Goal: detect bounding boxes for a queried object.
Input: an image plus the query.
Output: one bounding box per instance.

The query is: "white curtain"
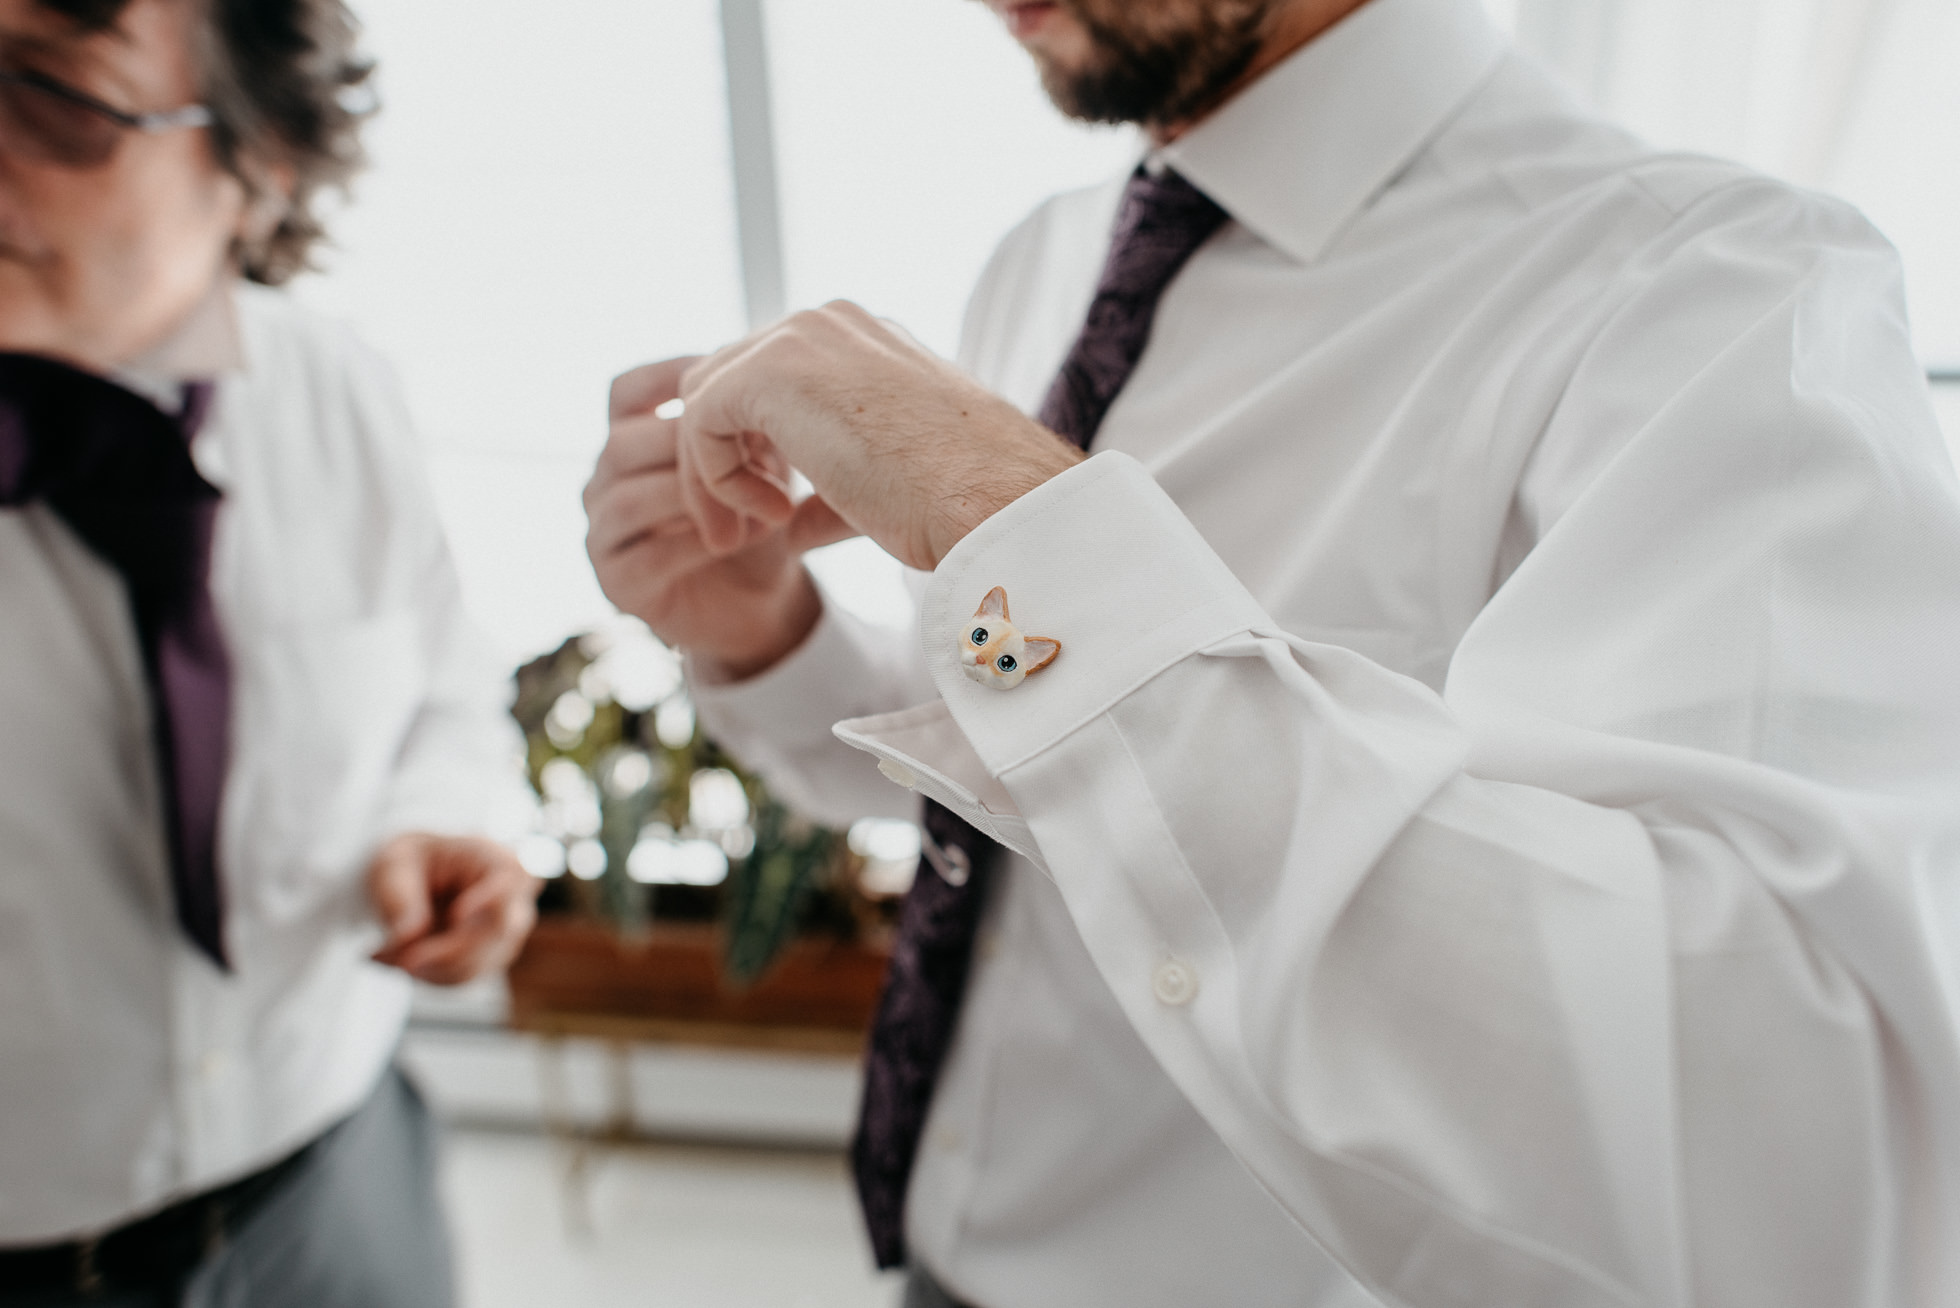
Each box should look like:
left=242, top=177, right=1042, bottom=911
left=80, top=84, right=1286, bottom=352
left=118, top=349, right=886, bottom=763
left=1507, top=0, right=1960, bottom=366
left=1514, top=0, right=1896, bottom=183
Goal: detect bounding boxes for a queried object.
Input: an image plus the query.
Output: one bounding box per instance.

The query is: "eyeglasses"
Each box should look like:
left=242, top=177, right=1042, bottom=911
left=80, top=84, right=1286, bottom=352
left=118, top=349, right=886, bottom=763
left=0, top=62, right=211, bottom=169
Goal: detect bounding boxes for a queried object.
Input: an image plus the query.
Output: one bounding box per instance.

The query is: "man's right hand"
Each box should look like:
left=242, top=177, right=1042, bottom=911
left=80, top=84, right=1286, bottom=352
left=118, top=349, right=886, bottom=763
left=583, top=356, right=850, bottom=679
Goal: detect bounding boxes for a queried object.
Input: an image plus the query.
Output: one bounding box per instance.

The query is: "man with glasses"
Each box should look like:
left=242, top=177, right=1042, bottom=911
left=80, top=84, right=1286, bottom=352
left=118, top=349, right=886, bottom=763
left=0, top=2, right=538, bottom=1304
left=589, top=0, right=1960, bottom=1304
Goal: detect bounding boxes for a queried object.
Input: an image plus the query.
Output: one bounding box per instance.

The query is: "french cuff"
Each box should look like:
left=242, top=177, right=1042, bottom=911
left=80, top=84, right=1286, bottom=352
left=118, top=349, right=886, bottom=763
left=921, top=451, right=1267, bottom=777
left=834, top=701, right=1047, bottom=873
left=831, top=453, right=1267, bottom=873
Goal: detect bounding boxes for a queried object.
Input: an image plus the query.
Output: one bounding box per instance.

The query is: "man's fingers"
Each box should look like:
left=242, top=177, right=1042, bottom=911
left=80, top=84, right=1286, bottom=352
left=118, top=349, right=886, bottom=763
left=609, top=356, right=701, bottom=421
left=676, top=443, right=749, bottom=556
left=676, top=423, right=795, bottom=555
left=445, top=861, right=537, bottom=927
left=592, top=469, right=837, bottom=582
left=786, top=494, right=861, bottom=553
left=388, top=930, right=480, bottom=985
left=382, top=839, right=538, bottom=985
left=393, top=887, right=536, bottom=985
left=589, top=527, right=728, bottom=626
left=674, top=334, right=804, bottom=514
left=586, top=468, right=692, bottom=561
left=365, top=836, right=434, bottom=946
left=588, top=410, right=681, bottom=489
left=707, top=463, right=797, bottom=535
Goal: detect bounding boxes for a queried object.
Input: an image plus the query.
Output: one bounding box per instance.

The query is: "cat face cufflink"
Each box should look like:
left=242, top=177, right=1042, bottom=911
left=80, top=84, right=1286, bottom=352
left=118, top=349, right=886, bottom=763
left=959, top=587, right=1059, bottom=690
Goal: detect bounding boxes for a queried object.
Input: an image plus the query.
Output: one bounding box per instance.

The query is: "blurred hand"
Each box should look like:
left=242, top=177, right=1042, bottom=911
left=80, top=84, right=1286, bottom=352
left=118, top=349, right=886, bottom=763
left=367, top=833, right=539, bottom=986
left=673, top=302, right=1082, bottom=572
left=584, top=356, right=848, bottom=678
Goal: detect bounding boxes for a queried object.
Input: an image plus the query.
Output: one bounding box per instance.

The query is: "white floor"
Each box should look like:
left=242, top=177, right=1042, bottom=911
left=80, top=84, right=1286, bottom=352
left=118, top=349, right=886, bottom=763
left=443, top=1128, right=904, bottom=1308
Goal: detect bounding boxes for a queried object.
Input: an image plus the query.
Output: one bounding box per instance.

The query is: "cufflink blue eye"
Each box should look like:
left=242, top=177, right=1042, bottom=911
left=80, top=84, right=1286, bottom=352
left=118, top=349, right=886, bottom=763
left=971, top=628, right=989, bottom=645
left=996, top=654, right=1017, bottom=672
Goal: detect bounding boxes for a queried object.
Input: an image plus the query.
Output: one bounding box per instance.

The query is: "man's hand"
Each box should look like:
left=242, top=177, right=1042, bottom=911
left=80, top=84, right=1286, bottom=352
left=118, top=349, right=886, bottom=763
left=675, top=302, right=1083, bottom=572
left=584, top=356, right=850, bottom=678
left=367, top=833, right=539, bottom=986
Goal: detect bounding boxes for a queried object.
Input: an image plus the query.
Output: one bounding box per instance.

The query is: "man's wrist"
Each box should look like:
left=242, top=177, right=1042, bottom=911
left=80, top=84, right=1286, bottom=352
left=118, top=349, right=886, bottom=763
left=710, top=567, right=824, bottom=682
left=926, top=435, right=1086, bottom=568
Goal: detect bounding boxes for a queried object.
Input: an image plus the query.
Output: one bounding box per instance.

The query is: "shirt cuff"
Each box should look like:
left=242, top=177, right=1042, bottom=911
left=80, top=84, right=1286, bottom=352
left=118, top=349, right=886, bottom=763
left=922, top=451, right=1270, bottom=777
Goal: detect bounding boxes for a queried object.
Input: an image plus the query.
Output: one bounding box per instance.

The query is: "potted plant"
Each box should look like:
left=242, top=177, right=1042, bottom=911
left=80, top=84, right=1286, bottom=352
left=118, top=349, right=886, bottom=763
left=501, top=621, right=913, bottom=1050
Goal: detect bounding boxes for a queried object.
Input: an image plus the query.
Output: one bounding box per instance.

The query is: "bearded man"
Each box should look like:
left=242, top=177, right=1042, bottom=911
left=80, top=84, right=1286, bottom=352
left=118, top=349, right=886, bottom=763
left=585, top=0, right=1960, bottom=1304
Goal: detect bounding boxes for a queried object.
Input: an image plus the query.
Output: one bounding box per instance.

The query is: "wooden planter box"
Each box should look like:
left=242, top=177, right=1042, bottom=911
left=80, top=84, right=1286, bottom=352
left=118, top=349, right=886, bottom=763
left=506, top=918, right=891, bottom=1055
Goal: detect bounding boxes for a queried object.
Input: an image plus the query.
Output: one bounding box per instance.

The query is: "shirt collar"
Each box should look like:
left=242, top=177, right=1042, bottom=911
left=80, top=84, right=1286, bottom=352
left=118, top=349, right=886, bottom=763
left=1156, top=0, right=1507, bottom=265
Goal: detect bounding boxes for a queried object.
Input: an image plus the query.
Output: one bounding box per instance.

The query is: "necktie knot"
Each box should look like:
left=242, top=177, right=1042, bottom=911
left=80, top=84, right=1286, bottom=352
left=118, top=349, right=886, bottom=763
left=1106, top=166, right=1232, bottom=282
left=1038, top=166, right=1229, bottom=451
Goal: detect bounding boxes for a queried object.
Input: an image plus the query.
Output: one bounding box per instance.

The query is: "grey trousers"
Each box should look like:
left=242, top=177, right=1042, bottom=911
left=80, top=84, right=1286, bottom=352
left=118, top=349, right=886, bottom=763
left=4, top=1066, right=454, bottom=1308
left=904, top=1268, right=971, bottom=1308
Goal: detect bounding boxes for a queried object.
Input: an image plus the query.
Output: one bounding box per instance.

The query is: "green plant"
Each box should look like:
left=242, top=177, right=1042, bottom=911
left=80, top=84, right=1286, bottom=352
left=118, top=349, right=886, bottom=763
left=509, top=624, right=871, bottom=986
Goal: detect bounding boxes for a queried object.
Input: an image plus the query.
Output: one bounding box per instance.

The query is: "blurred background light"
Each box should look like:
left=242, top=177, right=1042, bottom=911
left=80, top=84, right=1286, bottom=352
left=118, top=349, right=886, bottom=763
left=687, top=768, right=751, bottom=832
left=513, top=833, right=567, bottom=880
left=566, top=838, right=609, bottom=881
left=848, top=817, right=923, bottom=898
left=654, top=695, right=698, bottom=751
left=626, top=833, right=731, bottom=887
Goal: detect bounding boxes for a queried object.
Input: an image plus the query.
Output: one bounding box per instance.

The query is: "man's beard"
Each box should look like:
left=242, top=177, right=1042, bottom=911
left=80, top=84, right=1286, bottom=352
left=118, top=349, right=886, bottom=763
left=1034, top=0, right=1280, bottom=129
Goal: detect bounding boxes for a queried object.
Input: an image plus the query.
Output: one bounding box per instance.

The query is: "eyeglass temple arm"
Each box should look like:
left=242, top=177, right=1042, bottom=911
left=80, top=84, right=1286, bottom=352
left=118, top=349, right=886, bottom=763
left=133, top=104, right=212, bottom=133
left=0, top=69, right=210, bottom=133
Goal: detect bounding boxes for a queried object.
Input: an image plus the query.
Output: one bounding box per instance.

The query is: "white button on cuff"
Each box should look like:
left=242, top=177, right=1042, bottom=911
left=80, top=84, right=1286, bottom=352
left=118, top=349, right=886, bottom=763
left=877, top=759, right=919, bottom=789
left=1152, top=959, right=1199, bottom=1007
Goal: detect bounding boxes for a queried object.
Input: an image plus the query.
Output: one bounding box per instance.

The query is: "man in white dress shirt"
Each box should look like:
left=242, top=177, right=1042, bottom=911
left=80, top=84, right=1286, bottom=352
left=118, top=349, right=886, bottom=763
left=586, top=0, right=1960, bottom=1303
left=0, top=1, right=536, bottom=1303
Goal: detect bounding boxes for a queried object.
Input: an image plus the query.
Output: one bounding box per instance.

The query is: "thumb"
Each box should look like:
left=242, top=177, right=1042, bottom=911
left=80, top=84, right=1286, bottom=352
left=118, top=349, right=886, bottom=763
left=367, top=837, right=435, bottom=945
left=786, top=494, right=861, bottom=553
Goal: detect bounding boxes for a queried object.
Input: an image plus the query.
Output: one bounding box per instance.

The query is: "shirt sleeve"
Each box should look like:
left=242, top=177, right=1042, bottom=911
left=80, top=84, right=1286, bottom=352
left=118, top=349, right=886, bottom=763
left=335, top=335, right=538, bottom=847
left=371, top=569, right=536, bottom=846
left=835, top=185, right=1960, bottom=1306
left=690, top=586, right=935, bottom=830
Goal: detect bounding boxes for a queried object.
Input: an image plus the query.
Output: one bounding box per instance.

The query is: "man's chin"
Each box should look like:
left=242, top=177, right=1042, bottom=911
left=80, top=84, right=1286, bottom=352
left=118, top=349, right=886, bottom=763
left=1002, top=0, right=1064, bottom=40
left=1008, top=3, right=1097, bottom=73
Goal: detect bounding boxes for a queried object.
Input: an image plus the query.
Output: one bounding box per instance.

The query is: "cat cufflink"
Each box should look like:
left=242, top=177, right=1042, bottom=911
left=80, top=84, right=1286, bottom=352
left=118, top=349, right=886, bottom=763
left=958, top=586, right=1060, bottom=690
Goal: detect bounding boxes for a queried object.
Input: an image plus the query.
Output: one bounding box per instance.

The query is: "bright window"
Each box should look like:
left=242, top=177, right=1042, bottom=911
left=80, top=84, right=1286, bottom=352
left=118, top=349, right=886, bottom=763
left=303, top=1, right=1958, bottom=664
left=297, top=0, right=747, bottom=660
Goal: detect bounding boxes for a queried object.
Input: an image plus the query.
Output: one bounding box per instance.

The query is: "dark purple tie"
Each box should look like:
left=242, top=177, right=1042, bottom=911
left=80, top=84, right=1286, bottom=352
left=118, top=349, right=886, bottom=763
left=0, top=353, right=232, bottom=970
left=852, top=168, right=1229, bottom=1269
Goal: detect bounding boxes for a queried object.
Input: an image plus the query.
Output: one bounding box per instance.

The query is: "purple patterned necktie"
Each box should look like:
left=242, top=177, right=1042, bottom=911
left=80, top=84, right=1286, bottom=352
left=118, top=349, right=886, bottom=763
left=852, top=167, right=1229, bottom=1269
left=0, top=353, right=232, bottom=970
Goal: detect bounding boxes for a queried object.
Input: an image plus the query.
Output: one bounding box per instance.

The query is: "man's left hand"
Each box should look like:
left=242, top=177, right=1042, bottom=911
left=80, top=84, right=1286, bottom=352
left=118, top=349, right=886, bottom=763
left=367, top=834, right=540, bottom=986
left=675, top=302, right=1084, bottom=571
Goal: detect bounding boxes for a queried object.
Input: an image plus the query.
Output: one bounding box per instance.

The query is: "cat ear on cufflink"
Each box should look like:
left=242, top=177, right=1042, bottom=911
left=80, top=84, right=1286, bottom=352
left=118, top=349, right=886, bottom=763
left=957, top=586, right=1059, bottom=691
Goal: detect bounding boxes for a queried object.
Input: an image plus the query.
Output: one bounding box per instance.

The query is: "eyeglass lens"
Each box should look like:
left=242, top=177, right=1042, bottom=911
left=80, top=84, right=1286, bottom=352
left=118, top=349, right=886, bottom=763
left=0, top=67, right=124, bottom=168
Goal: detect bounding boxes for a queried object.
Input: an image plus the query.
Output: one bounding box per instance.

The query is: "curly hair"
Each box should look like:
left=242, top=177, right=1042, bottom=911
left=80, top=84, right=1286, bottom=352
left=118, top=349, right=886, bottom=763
left=41, top=0, right=375, bottom=285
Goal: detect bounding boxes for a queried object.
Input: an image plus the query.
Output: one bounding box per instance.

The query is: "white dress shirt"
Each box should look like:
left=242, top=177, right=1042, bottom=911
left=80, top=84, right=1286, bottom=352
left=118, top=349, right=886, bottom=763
left=0, top=283, right=531, bottom=1244
left=695, top=0, right=1960, bottom=1303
